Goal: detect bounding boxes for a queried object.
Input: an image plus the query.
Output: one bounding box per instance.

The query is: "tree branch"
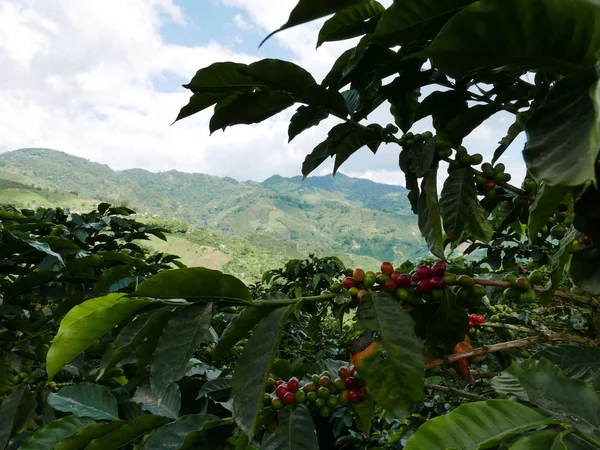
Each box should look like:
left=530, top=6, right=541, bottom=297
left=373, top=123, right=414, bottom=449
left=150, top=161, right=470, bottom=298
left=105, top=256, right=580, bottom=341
left=424, top=383, right=490, bottom=401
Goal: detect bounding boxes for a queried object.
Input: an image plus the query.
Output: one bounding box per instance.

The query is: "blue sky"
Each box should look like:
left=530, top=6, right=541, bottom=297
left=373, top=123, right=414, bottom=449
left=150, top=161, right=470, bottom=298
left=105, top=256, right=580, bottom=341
left=0, top=0, right=526, bottom=186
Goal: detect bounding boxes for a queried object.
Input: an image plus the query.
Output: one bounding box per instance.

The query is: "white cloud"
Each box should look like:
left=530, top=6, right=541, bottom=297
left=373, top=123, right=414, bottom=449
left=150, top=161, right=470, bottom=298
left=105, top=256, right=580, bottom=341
left=0, top=0, right=528, bottom=188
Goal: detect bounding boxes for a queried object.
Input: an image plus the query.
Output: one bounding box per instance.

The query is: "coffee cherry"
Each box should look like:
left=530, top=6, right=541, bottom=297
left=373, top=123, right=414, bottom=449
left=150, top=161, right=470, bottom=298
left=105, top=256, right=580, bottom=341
left=353, top=268, right=365, bottom=282
left=357, top=289, right=369, bottom=301
left=502, top=273, right=518, bottom=283
left=396, top=274, right=411, bottom=288
left=330, top=282, right=342, bottom=293
left=522, top=178, right=537, bottom=193
left=282, top=391, right=295, bottom=405
left=381, top=262, right=394, bottom=275
left=443, top=273, right=457, bottom=285
left=430, top=276, right=445, bottom=289
left=326, top=396, right=339, bottom=408
left=338, top=390, right=350, bottom=406
left=550, top=225, right=566, bottom=240
left=333, top=378, right=346, bottom=390
left=303, top=382, right=317, bottom=392
left=275, top=384, right=288, bottom=398
left=342, top=277, right=355, bottom=290
left=349, top=365, right=356, bottom=375
left=363, top=274, right=376, bottom=288
left=528, top=270, right=544, bottom=285
left=415, top=265, right=431, bottom=280
left=383, top=278, right=397, bottom=292
left=306, top=391, right=318, bottom=402
left=338, top=366, right=351, bottom=380
left=472, top=285, right=486, bottom=297
left=431, top=261, right=446, bottom=276
left=344, top=376, right=357, bottom=389
left=295, top=390, right=306, bottom=403
left=483, top=179, right=496, bottom=191
left=514, top=277, right=531, bottom=291
left=396, top=288, right=410, bottom=300
left=348, top=287, right=360, bottom=297
left=319, top=376, right=331, bottom=387
left=276, top=379, right=285, bottom=387
left=391, top=271, right=401, bottom=281
left=458, top=275, right=474, bottom=288
left=287, top=377, right=300, bottom=393
left=518, top=290, right=537, bottom=303
left=470, top=154, right=483, bottom=165
left=311, top=374, right=320, bottom=384
left=481, top=163, right=494, bottom=177
left=317, top=386, right=330, bottom=398
left=417, top=279, right=433, bottom=294
left=376, top=273, right=391, bottom=284
left=319, top=406, right=332, bottom=417
left=315, top=398, right=326, bottom=409
left=271, top=397, right=284, bottom=409
left=263, top=393, right=272, bottom=406
left=348, top=388, right=364, bottom=403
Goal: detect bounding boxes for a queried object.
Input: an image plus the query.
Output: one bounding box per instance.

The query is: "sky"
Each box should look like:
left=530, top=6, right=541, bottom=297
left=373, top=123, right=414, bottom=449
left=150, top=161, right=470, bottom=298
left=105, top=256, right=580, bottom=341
left=0, top=0, right=527, bottom=186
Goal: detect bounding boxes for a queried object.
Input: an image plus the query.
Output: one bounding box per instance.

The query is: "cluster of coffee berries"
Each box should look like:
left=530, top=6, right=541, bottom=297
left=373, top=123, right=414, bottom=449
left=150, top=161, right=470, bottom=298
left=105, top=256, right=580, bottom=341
left=264, top=366, right=366, bottom=419
left=475, top=163, right=511, bottom=200
left=488, top=304, right=514, bottom=323
left=455, top=276, right=487, bottom=306
left=398, top=131, right=434, bottom=148
left=447, top=146, right=483, bottom=173
left=385, top=123, right=399, bottom=134
left=501, top=274, right=538, bottom=304
left=467, top=313, right=486, bottom=330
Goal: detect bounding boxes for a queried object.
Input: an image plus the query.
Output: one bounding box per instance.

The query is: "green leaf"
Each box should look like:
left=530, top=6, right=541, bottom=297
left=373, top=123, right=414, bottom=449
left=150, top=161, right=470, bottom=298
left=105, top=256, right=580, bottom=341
left=48, top=383, right=119, bottom=421
left=241, top=59, right=317, bottom=92
left=183, top=62, right=258, bottom=92
left=180, top=419, right=236, bottom=450
left=534, top=344, right=600, bottom=383
left=509, top=358, right=600, bottom=439
left=438, top=104, right=500, bottom=146
left=400, top=148, right=420, bottom=213
left=301, top=123, right=355, bottom=178
left=47, top=294, right=150, bottom=380
left=389, top=86, right=421, bottom=133
left=19, top=417, right=96, bottom=450
left=261, top=405, right=318, bottom=450
left=174, top=91, right=243, bottom=123
left=332, top=126, right=383, bottom=175
left=409, top=138, right=437, bottom=178
left=527, top=183, right=570, bottom=239
left=574, top=184, right=600, bottom=244
left=373, top=0, right=474, bottom=46
left=86, top=415, right=171, bottom=450
left=417, top=0, right=600, bottom=77
left=0, top=388, right=27, bottom=449
left=213, top=303, right=283, bottom=361
left=322, top=48, right=354, bottom=88
left=150, top=303, right=213, bottom=396
left=142, top=414, right=219, bottom=450
left=133, top=384, right=181, bottom=419
left=231, top=306, right=291, bottom=440
left=493, top=110, right=532, bottom=164
left=53, top=421, right=126, bottom=450
left=288, top=106, right=328, bottom=142
left=356, top=292, right=424, bottom=419
left=209, top=90, right=295, bottom=133
left=569, top=246, right=600, bottom=295
left=439, top=168, right=477, bottom=240
left=509, top=430, right=562, bottom=450
left=97, top=308, right=172, bottom=380
left=490, top=371, right=529, bottom=401
left=467, top=204, right=494, bottom=243
left=197, top=378, right=232, bottom=400
left=418, top=165, right=444, bottom=259
left=403, top=399, right=552, bottom=450
left=351, top=399, right=375, bottom=436
left=341, top=89, right=361, bottom=115
left=317, top=1, right=385, bottom=47
left=133, top=267, right=252, bottom=303
left=426, top=289, right=468, bottom=354
left=260, top=0, right=371, bottom=46
left=524, top=71, right=600, bottom=186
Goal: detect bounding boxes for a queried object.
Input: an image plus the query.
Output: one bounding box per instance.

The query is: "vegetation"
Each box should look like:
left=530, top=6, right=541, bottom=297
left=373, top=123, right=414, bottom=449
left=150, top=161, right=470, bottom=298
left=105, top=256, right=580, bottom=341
left=2, top=0, right=600, bottom=449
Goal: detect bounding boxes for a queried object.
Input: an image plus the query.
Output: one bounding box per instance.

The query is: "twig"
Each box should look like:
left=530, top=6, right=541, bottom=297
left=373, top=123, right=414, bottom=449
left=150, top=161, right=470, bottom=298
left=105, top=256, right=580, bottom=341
left=424, top=383, right=490, bottom=401
left=425, top=334, right=564, bottom=369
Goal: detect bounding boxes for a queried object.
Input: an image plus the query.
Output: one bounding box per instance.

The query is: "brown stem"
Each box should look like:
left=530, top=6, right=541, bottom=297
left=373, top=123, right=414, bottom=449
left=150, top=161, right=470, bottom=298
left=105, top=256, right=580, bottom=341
left=424, top=382, right=491, bottom=401
left=472, top=278, right=600, bottom=308
left=425, top=334, right=563, bottom=369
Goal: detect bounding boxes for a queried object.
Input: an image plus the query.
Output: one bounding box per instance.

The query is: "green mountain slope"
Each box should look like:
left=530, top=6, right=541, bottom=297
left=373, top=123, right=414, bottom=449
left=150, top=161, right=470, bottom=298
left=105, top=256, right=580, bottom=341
left=0, top=148, right=427, bottom=272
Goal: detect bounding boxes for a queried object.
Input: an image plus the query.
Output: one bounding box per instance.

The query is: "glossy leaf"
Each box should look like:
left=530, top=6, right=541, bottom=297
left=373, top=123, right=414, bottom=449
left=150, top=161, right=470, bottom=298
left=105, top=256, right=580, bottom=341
left=426, top=289, right=468, bottom=354
left=400, top=148, right=420, bottom=214
left=389, top=86, right=421, bottom=133
left=403, top=400, right=551, bottom=450
left=0, top=388, right=27, bottom=449
left=467, top=204, right=494, bottom=243
left=231, top=306, right=291, bottom=440
left=569, top=246, right=600, bottom=295
left=213, top=302, right=283, bottom=361
left=509, top=358, right=600, bottom=439
left=301, top=123, right=355, bottom=177
left=53, top=421, right=126, bottom=450
left=356, top=292, right=424, bottom=418
left=439, top=168, right=477, bottom=240
left=48, top=382, right=119, bottom=421
left=175, top=91, right=244, bottom=123
left=97, top=308, right=172, bottom=380
left=151, top=303, right=213, bottom=396
left=86, top=415, right=171, bottom=450
left=418, top=165, right=444, bottom=259
left=493, top=110, right=532, bottom=164
left=373, top=0, right=474, bottom=46
left=317, top=1, right=385, bottom=47
left=261, top=0, right=371, bottom=46
left=509, top=430, right=561, bottom=450
left=261, top=405, right=318, bottom=449
left=438, top=104, right=499, bottom=146
left=183, top=62, right=258, bottom=92
left=524, top=71, right=600, bottom=186
left=409, top=138, right=437, bottom=178
left=196, top=378, right=232, bottom=400
left=47, top=294, right=150, bottom=380
left=209, top=90, right=295, bottom=134
left=288, top=106, right=328, bottom=142
left=332, top=126, right=383, bottom=175
left=19, top=417, right=96, bottom=450
left=133, top=384, right=181, bottom=419
left=142, top=414, right=219, bottom=450
left=490, top=371, right=529, bottom=401
left=534, top=344, right=600, bottom=383
left=241, top=59, right=317, bottom=92
left=418, top=0, right=600, bottom=77
left=133, top=267, right=252, bottom=303
left=352, top=399, right=376, bottom=436
left=180, top=418, right=236, bottom=450
left=527, top=183, right=570, bottom=240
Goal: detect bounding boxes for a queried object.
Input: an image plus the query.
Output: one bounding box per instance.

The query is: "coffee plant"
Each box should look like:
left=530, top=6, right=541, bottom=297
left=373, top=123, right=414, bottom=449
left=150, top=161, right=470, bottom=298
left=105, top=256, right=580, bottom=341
left=3, top=0, right=600, bottom=448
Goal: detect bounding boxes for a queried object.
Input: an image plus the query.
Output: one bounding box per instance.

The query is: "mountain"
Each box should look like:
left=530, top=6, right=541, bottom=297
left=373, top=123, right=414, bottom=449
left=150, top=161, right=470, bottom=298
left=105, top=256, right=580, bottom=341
left=0, top=148, right=427, bottom=278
